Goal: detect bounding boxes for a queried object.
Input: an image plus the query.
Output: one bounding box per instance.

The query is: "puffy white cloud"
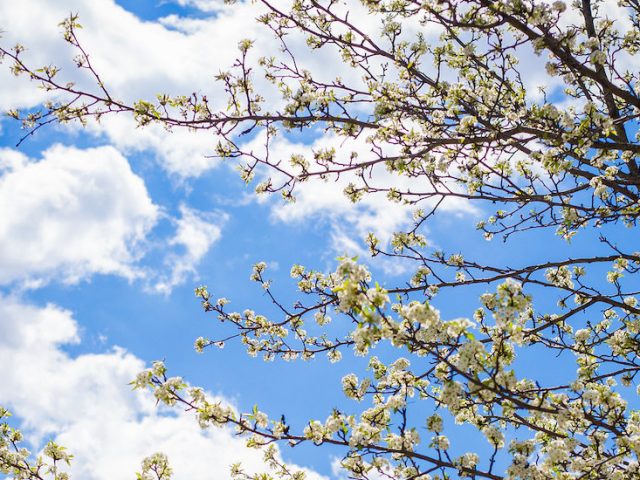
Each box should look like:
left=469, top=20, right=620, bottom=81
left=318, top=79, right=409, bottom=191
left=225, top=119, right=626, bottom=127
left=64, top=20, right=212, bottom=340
left=0, top=0, right=250, bottom=100
left=88, top=116, right=222, bottom=178
left=0, top=295, right=328, bottom=480
left=2, top=0, right=634, bottom=181
left=0, top=0, right=278, bottom=177
left=152, top=204, right=227, bottom=295
left=0, top=144, right=158, bottom=287
left=245, top=133, right=477, bottom=265
left=167, top=0, right=226, bottom=13
left=0, top=0, right=376, bottom=177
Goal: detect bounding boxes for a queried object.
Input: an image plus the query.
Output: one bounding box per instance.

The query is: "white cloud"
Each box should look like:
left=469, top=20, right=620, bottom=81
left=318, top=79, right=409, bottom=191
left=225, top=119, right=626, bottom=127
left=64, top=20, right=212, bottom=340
left=244, top=133, right=477, bottom=268
left=0, top=0, right=242, bottom=100
left=0, top=295, right=328, bottom=480
left=152, top=204, right=227, bottom=295
left=166, top=0, right=226, bottom=13
left=0, top=144, right=158, bottom=287
left=87, top=116, right=221, bottom=178
left=0, top=0, right=374, bottom=177
left=1, top=0, right=635, bottom=181
left=0, top=0, right=279, bottom=177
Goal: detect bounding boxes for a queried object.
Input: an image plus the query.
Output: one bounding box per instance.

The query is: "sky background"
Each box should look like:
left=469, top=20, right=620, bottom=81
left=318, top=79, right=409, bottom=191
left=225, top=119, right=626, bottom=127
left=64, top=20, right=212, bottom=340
left=0, top=1, right=632, bottom=479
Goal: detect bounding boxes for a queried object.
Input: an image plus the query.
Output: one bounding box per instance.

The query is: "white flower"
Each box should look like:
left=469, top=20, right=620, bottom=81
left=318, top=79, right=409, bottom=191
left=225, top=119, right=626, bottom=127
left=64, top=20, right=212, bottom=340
left=575, top=328, right=590, bottom=343
left=426, top=414, right=443, bottom=432
left=303, top=420, right=325, bottom=444
left=552, top=1, right=566, bottom=12
left=457, top=115, right=477, bottom=133
left=432, top=435, right=450, bottom=450
left=545, top=266, right=574, bottom=288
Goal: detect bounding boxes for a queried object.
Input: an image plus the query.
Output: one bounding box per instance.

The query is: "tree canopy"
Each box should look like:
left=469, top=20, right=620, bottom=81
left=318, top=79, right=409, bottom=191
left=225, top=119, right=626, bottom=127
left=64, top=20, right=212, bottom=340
left=2, top=0, right=640, bottom=479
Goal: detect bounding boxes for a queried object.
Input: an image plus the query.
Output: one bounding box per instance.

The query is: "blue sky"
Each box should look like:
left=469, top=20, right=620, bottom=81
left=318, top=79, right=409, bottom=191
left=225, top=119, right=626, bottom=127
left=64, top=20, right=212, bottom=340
left=0, top=1, right=634, bottom=479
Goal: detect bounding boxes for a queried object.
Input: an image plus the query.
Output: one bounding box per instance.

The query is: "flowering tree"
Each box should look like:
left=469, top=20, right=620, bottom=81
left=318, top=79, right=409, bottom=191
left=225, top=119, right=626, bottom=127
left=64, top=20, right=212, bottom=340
left=2, top=0, right=640, bottom=479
